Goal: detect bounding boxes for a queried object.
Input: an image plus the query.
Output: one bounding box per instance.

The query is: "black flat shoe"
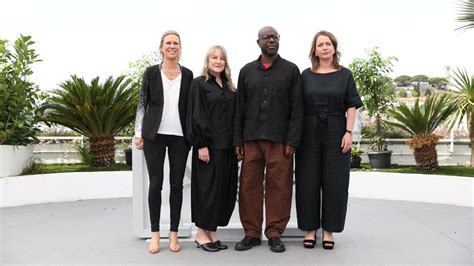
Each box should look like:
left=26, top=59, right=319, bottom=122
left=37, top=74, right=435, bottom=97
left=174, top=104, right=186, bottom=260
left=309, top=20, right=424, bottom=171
left=322, top=240, right=335, bottom=250
left=303, top=239, right=316, bottom=249
left=268, top=237, right=286, bottom=253
left=195, top=240, right=219, bottom=252
left=213, top=240, right=228, bottom=250
left=234, top=236, right=261, bottom=251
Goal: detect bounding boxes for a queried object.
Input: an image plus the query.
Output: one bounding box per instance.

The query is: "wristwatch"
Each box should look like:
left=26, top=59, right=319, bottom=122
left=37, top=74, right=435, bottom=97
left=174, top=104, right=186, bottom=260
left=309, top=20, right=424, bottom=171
left=345, top=129, right=352, bottom=134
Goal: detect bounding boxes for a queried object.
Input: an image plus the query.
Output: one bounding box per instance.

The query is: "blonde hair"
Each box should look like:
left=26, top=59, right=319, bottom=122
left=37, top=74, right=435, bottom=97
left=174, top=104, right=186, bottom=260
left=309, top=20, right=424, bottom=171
left=159, top=30, right=181, bottom=61
left=201, top=45, right=236, bottom=91
left=309, top=30, right=341, bottom=70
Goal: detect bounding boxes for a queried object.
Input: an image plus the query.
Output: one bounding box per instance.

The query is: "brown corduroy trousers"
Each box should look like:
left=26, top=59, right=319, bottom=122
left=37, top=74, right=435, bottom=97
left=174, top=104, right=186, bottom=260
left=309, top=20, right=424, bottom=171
left=239, top=140, right=293, bottom=239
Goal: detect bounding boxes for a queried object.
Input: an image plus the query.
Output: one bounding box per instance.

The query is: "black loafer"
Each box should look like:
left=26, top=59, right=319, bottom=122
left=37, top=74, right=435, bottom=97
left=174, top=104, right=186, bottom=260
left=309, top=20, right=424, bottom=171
left=268, top=237, right=286, bottom=253
left=234, top=236, right=261, bottom=251
left=213, top=240, right=228, bottom=250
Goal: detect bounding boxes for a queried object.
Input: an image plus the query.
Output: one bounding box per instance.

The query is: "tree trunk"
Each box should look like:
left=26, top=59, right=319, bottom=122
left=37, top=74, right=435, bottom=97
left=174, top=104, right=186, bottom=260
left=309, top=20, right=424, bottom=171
left=90, top=135, right=115, bottom=167
left=413, top=143, right=438, bottom=170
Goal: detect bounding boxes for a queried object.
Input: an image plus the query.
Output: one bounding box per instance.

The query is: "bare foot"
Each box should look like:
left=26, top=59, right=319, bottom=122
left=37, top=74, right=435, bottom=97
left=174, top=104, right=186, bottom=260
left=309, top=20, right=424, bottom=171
left=169, top=231, right=181, bottom=252
left=304, top=230, right=317, bottom=241
left=322, top=230, right=335, bottom=249
left=148, top=232, right=160, bottom=254
left=208, top=230, right=218, bottom=243
left=195, top=228, right=212, bottom=245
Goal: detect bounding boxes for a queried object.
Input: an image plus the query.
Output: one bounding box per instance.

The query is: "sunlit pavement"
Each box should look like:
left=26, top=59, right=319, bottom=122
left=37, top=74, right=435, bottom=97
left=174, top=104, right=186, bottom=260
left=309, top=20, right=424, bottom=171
left=1, top=197, right=472, bottom=264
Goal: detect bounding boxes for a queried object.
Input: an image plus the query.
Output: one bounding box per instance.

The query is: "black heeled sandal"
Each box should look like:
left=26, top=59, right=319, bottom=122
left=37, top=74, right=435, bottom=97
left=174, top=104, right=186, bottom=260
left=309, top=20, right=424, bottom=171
left=303, top=239, right=316, bottom=249
left=322, top=240, right=335, bottom=250
left=194, top=240, right=219, bottom=252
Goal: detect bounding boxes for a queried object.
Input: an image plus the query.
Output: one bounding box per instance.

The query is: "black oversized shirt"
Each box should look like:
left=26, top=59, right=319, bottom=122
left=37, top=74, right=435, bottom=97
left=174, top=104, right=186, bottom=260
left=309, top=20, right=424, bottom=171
left=187, top=75, right=236, bottom=149
left=233, top=55, right=304, bottom=147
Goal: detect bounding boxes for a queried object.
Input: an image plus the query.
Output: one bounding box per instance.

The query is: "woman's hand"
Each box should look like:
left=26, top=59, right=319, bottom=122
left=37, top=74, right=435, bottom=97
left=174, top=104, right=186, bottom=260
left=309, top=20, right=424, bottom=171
left=198, top=147, right=210, bottom=163
left=341, top=132, right=352, bottom=153
left=135, top=137, right=144, bottom=150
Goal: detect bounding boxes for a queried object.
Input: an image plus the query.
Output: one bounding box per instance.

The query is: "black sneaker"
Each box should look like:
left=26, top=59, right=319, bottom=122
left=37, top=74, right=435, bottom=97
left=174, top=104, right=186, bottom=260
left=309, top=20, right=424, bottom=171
left=234, top=236, right=261, bottom=251
left=268, top=237, right=286, bottom=252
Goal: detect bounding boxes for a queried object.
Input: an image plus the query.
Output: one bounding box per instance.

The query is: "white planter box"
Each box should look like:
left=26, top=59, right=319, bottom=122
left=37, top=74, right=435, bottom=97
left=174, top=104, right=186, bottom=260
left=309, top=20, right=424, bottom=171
left=0, top=145, right=33, bottom=177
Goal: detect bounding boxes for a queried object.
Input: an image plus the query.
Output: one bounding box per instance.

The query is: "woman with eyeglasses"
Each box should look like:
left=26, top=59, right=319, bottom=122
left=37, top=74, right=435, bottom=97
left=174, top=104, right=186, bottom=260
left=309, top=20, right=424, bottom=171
left=187, top=45, right=238, bottom=252
left=295, top=30, right=362, bottom=250
left=134, top=30, right=193, bottom=254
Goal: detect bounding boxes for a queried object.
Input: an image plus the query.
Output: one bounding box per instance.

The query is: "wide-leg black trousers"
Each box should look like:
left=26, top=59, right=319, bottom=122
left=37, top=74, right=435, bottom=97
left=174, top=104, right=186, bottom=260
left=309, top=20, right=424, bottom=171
left=143, top=134, right=189, bottom=232
left=295, top=115, right=350, bottom=233
left=191, top=148, right=238, bottom=231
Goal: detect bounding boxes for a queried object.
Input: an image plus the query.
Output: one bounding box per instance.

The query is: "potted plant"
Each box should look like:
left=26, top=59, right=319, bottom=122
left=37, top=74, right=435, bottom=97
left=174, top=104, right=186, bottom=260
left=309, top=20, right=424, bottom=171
left=0, top=35, right=47, bottom=177
left=351, top=146, right=363, bottom=168
left=349, top=47, right=397, bottom=168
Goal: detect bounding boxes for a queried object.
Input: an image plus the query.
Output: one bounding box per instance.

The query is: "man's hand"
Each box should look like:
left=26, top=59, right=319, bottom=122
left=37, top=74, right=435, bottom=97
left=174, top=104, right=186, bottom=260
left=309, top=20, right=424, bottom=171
left=234, top=145, right=244, bottom=161
left=284, top=145, right=295, bottom=157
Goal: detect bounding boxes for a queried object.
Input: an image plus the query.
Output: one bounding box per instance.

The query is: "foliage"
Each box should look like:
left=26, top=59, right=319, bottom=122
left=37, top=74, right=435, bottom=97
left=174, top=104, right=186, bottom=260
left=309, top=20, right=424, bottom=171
left=394, top=75, right=412, bottom=86
left=385, top=94, right=457, bottom=169
left=349, top=47, right=397, bottom=151
left=126, top=51, right=160, bottom=89
left=456, top=0, right=474, bottom=31
left=386, top=94, right=456, bottom=141
left=121, top=51, right=160, bottom=137
left=352, top=164, right=474, bottom=177
left=21, top=163, right=131, bottom=175
left=411, top=75, right=429, bottom=82
left=43, top=75, right=139, bottom=167
left=0, top=35, right=48, bottom=145
left=398, top=89, right=408, bottom=98
left=20, top=156, right=42, bottom=175
left=412, top=84, right=420, bottom=97
left=362, top=123, right=411, bottom=138
left=428, top=77, right=449, bottom=90
left=448, top=68, right=474, bottom=166
left=77, top=144, right=95, bottom=166
left=351, top=146, right=363, bottom=160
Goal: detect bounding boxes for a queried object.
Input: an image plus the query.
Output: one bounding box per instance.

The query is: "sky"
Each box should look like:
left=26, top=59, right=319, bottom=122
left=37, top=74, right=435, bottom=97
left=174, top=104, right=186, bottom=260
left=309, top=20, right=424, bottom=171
left=1, top=0, right=473, bottom=91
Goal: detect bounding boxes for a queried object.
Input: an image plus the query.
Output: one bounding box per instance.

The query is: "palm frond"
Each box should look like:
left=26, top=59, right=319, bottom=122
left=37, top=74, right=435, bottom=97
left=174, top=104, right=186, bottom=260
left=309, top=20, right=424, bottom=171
left=385, top=94, right=456, bottom=138
left=456, top=0, right=474, bottom=31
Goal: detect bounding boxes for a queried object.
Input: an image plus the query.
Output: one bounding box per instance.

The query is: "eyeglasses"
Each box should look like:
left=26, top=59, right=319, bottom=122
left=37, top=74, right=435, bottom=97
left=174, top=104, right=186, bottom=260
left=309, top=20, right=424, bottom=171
left=259, top=34, right=280, bottom=41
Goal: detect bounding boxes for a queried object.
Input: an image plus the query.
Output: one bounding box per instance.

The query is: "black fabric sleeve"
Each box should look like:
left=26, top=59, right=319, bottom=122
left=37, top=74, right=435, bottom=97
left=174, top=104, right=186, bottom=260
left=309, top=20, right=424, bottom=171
left=345, top=71, right=363, bottom=110
left=285, top=65, right=304, bottom=148
left=134, top=66, right=151, bottom=138
left=186, top=78, right=212, bottom=149
left=232, top=68, right=246, bottom=147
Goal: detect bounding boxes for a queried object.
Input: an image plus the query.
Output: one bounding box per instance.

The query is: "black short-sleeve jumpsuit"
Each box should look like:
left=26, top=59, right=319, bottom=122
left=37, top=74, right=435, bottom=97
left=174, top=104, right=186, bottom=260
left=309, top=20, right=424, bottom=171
left=295, top=67, right=362, bottom=232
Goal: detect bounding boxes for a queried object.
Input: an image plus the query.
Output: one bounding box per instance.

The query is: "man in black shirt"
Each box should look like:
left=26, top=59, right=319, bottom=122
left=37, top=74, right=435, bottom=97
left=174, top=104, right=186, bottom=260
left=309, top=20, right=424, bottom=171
left=233, top=26, right=303, bottom=253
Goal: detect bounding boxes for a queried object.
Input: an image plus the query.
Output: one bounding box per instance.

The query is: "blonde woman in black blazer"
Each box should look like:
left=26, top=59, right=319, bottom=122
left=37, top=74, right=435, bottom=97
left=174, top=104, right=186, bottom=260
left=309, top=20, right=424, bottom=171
left=134, top=30, right=193, bottom=253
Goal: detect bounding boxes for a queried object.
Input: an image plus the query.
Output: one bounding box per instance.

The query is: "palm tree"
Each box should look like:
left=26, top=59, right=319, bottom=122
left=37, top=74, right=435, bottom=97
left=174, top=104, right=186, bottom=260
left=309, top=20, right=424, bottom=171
left=448, top=68, right=474, bottom=166
left=456, top=0, right=474, bottom=31
left=385, top=94, right=457, bottom=170
left=45, top=75, right=139, bottom=167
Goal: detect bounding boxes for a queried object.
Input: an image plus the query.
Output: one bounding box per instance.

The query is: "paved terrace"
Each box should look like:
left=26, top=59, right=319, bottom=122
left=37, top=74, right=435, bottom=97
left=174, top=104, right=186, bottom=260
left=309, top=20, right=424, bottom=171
left=2, top=196, right=473, bottom=264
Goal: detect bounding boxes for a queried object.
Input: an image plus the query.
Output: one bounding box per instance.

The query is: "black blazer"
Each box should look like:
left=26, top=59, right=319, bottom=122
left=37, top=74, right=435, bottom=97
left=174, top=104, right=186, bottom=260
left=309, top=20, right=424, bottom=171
left=140, top=64, right=194, bottom=142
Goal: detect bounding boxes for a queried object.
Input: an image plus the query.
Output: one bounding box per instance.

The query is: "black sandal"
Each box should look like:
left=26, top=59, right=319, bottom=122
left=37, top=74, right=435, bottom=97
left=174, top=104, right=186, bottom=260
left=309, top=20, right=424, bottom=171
left=303, top=239, right=316, bottom=249
left=322, top=240, right=335, bottom=250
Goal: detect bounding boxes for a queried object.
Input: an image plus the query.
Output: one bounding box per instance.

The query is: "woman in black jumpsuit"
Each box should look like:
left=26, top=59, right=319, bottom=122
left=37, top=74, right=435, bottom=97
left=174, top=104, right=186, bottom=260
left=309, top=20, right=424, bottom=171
left=295, top=31, right=362, bottom=250
left=187, top=45, right=238, bottom=252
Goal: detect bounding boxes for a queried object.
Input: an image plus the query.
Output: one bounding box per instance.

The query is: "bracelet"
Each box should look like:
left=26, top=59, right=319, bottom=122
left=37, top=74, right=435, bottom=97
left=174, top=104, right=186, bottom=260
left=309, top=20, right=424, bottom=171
left=345, top=129, right=352, bottom=134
